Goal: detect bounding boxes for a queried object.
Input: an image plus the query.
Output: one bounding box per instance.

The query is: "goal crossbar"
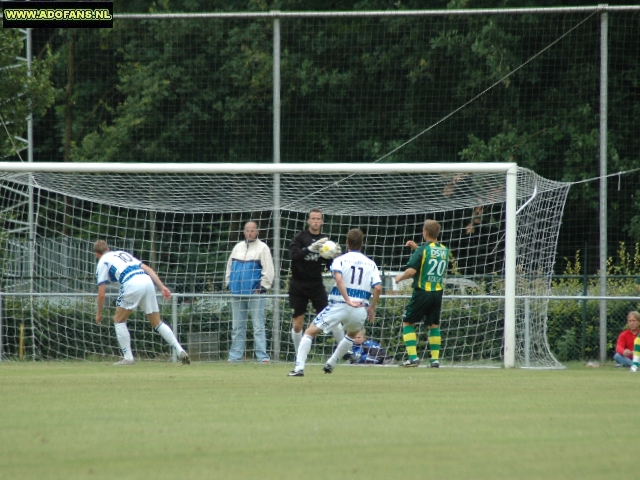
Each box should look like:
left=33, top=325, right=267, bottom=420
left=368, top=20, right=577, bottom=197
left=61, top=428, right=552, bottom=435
left=0, top=162, right=517, bottom=175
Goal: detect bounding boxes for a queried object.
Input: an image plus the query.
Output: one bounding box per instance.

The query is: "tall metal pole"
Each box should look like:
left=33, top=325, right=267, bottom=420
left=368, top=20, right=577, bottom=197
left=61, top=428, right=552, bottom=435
left=27, top=26, right=36, bottom=360
left=581, top=242, right=588, bottom=360
left=272, top=15, right=282, bottom=361
left=598, top=6, right=608, bottom=364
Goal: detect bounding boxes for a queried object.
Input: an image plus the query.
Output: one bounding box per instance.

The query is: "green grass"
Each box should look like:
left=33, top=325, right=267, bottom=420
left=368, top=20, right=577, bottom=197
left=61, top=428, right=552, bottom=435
left=0, top=361, right=635, bottom=480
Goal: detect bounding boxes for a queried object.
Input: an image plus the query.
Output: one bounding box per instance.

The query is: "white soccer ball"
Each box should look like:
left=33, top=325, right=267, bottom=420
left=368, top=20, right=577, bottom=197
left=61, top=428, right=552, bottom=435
left=319, top=240, right=338, bottom=259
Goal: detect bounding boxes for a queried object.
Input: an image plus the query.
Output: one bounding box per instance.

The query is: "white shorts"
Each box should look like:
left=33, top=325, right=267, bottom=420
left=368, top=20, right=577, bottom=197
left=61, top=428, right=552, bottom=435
left=313, top=302, right=367, bottom=334
left=116, top=275, right=159, bottom=314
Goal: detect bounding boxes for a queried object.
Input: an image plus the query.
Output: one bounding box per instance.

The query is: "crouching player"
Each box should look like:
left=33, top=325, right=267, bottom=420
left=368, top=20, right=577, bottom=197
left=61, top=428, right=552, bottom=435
left=94, top=240, right=190, bottom=365
left=288, top=228, right=382, bottom=376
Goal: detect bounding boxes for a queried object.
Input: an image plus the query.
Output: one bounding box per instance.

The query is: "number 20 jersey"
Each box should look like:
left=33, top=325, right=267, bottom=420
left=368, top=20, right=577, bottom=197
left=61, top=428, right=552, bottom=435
left=328, top=250, right=382, bottom=306
left=407, top=242, right=450, bottom=292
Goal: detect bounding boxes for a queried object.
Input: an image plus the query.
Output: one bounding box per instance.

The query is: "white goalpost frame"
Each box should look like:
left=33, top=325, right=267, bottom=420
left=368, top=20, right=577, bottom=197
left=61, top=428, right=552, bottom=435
left=0, top=161, right=518, bottom=368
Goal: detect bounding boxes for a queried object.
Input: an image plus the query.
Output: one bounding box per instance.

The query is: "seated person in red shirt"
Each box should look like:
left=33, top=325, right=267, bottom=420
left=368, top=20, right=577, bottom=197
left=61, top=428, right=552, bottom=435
left=614, top=311, right=640, bottom=367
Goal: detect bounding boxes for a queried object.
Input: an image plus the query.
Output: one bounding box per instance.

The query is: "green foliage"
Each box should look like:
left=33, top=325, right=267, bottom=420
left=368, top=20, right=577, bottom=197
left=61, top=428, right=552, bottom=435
left=22, top=7, right=640, bottom=272
left=1, top=295, right=222, bottom=360
left=547, top=243, right=640, bottom=361
left=70, top=15, right=274, bottom=164
left=554, top=327, right=579, bottom=362
left=0, top=29, right=56, bottom=159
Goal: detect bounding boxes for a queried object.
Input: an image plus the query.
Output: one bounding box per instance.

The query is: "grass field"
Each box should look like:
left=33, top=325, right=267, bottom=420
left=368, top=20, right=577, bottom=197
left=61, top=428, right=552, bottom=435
left=0, top=361, right=635, bottom=480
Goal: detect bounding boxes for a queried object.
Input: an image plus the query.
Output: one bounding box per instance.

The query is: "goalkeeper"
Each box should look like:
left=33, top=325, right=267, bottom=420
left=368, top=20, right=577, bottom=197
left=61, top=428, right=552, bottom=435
left=395, top=219, right=450, bottom=368
left=288, top=208, right=342, bottom=354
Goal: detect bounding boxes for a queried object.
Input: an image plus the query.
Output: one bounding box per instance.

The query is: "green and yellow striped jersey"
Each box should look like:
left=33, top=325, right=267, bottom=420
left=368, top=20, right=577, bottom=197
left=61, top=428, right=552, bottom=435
left=406, top=242, right=450, bottom=291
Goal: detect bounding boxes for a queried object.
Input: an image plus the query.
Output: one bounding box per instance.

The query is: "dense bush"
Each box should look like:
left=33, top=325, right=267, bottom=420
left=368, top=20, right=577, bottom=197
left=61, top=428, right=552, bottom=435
left=547, top=243, right=640, bottom=361
left=0, top=295, right=232, bottom=361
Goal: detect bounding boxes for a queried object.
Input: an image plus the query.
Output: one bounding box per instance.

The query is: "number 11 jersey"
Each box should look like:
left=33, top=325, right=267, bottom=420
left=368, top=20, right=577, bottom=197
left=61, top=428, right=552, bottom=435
left=328, top=250, right=382, bottom=306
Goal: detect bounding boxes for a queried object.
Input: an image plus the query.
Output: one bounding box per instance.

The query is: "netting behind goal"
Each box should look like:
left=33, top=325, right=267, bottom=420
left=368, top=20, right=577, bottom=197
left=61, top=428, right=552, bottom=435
left=0, top=167, right=569, bottom=367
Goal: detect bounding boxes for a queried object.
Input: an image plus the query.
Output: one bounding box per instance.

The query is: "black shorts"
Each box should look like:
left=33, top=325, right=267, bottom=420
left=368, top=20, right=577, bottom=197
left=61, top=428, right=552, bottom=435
left=288, top=278, right=328, bottom=318
left=403, top=289, right=443, bottom=326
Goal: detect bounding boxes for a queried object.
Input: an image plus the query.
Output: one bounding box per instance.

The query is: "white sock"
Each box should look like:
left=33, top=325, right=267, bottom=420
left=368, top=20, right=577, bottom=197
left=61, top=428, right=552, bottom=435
left=155, top=321, right=184, bottom=353
left=294, top=335, right=313, bottom=372
left=633, top=354, right=640, bottom=366
left=327, top=336, right=354, bottom=367
left=114, top=322, right=134, bottom=360
left=292, top=328, right=303, bottom=354
left=332, top=325, right=345, bottom=344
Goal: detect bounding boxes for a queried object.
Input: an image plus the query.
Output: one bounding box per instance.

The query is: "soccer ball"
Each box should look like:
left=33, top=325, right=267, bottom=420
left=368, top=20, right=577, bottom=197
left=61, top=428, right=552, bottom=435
left=319, top=240, right=338, bottom=259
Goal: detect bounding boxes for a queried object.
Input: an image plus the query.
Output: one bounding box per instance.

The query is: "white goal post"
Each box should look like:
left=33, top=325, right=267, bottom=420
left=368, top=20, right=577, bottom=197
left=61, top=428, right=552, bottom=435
left=0, top=162, right=567, bottom=368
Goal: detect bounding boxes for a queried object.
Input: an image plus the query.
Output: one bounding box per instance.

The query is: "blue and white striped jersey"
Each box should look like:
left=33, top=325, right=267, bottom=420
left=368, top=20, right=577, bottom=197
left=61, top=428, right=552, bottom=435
left=328, top=250, right=381, bottom=306
left=96, top=250, right=145, bottom=286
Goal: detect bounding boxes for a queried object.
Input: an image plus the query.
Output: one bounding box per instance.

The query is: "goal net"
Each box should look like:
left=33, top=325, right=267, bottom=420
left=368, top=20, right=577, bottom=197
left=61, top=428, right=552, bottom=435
left=0, top=163, right=569, bottom=368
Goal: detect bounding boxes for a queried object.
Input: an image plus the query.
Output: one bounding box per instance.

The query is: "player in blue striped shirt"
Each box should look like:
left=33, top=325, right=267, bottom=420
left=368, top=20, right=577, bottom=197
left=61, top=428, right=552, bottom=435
left=94, top=240, right=189, bottom=366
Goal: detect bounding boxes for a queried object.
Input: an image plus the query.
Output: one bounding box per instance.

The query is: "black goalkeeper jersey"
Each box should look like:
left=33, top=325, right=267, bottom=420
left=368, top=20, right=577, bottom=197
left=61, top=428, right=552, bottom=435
left=289, top=230, right=332, bottom=283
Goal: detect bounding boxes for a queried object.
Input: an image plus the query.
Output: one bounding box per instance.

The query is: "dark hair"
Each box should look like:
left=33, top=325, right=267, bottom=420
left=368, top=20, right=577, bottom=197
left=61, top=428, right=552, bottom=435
left=346, top=228, right=364, bottom=250
left=308, top=208, right=323, bottom=218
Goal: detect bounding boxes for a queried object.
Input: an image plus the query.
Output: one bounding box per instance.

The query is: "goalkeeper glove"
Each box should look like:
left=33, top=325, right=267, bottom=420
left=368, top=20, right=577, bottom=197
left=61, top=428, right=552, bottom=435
left=308, top=237, right=329, bottom=253
left=330, top=244, right=342, bottom=258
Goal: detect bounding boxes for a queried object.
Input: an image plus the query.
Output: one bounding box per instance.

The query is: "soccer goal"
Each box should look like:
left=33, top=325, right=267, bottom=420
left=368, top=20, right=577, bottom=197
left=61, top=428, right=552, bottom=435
left=0, top=162, right=569, bottom=368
